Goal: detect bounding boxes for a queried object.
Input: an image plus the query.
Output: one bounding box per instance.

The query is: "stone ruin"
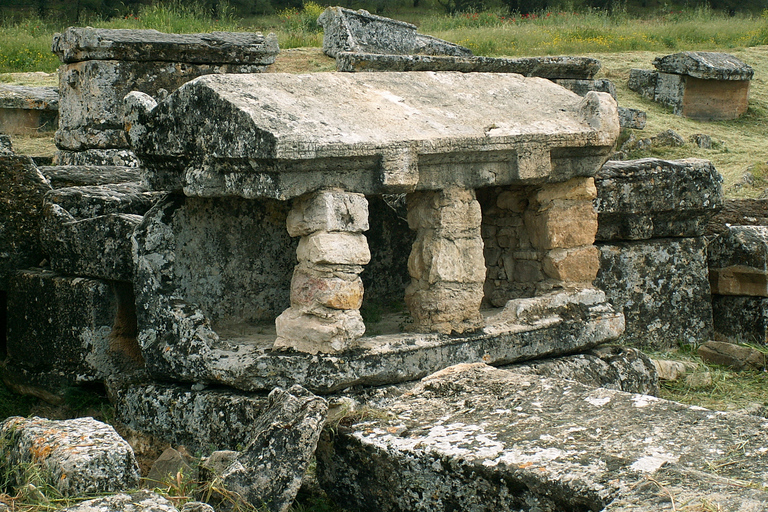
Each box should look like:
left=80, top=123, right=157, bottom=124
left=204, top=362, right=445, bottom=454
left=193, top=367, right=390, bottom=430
left=0, top=83, right=59, bottom=136
left=1, top=13, right=767, bottom=512
left=629, top=51, right=753, bottom=120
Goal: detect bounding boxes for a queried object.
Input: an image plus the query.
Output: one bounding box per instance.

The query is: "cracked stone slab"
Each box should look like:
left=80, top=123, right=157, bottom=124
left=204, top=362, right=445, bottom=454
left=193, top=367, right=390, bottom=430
left=40, top=165, right=142, bottom=188
left=52, top=27, right=279, bottom=64
left=128, top=72, right=619, bottom=199
left=653, top=51, right=754, bottom=81
left=317, top=363, right=768, bottom=512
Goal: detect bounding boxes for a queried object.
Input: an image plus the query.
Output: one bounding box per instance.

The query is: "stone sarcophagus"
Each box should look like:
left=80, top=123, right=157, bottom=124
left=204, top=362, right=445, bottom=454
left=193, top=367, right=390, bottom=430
left=126, top=71, right=623, bottom=392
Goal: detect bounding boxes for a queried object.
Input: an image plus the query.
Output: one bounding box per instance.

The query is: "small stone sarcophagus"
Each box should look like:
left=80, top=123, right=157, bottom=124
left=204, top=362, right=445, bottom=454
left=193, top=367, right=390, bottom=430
left=127, top=71, right=622, bottom=392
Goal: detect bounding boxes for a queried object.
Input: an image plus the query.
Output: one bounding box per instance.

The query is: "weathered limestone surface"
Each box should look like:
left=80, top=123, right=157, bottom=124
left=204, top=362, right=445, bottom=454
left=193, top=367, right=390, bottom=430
left=617, top=106, right=647, bottom=129
left=405, top=187, right=485, bottom=334
left=335, top=52, right=602, bottom=79
left=0, top=85, right=59, bottom=134
left=0, top=133, right=12, bottom=154
left=508, top=345, right=658, bottom=395
left=653, top=51, right=754, bottom=81
left=552, top=78, right=615, bottom=97
left=5, top=269, right=139, bottom=385
left=0, top=416, right=140, bottom=496
left=698, top=340, right=766, bottom=371
left=595, top=237, right=712, bottom=349
left=53, top=148, right=142, bottom=167
left=709, top=225, right=768, bottom=296
left=52, top=27, right=279, bottom=64
left=216, top=386, right=327, bottom=512
left=60, top=491, right=177, bottom=512
left=0, top=155, right=51, bottom=289
left=108, top=380, right=269, bottom=452
left=318, top=7, right=471, bottom=58
left=127, top=73, right=619, bottom=199
left=317, top=363, right=768, bottom=512
left=712, top=295, right=768, bottom=345
left=595, top=158, right=723, bottom=241
left=40, top=165, right=141, bottom=188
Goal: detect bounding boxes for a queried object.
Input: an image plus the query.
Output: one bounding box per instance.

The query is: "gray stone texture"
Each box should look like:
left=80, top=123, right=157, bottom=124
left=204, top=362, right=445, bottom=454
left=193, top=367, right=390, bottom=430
left=0, top=155, right=51, bottom=290
left=508, top=345, right=659, bottom=395
left=5, top=269, right=140, bottom=386
left=617, top=106, right=647, bottom=129
left=0, top=85, right=59, bottom=134
left=595, top=158, right=723, bottom=241
left=595, top=237, right=713, bottom=349
left=60, top=491, right=177, bottom=512
left=317, top=7, right=471, bottom=58
left=129, top=73, right=619, bottom=199
left=698, top=340, right=766, bottom=371
left=653, top=51, right=754, bottom=80
left=217, top=385, right=327, bottom=512
left=317, top=363, right=768, bottom=512
left=553, top=78, right=615, bottom=98
left=0, top=133, right=12, bottom=154
left=144, top=447, right=194, bottom=487
left=708, top=225, right=768, bottom=296
left=335, top=52, right=602, bottom=79
left=40, top=165, right=141, bottom=188
left=712, top=295, right=768, bottom=345
left=706, top=198, right=768, bottom=237
left=53, top=148, right=141, bottom=167
left=0, top=416, right=140, bottom=496
left=107, top=380, right=269, bottom=453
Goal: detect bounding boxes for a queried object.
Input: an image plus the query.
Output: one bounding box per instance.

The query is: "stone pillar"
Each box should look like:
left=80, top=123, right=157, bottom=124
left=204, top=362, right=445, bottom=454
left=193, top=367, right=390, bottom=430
left=524, top=177, right=599, bottom=285
left=405, top=187, right=485, bottom=334
left=274, top=189, right=370, bottom=354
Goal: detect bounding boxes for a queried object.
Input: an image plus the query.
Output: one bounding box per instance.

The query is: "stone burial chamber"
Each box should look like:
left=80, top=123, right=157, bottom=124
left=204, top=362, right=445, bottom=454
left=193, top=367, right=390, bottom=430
left=125, top=70, right=623, bottom=394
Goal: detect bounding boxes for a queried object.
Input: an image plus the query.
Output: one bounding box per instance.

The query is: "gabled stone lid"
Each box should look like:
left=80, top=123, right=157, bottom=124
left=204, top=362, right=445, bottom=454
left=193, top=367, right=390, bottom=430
left=128, top=71, right=619, bottom=199
left=52, top=27, right=279, bottom=65
left=653, top=51, right=753, bottom=80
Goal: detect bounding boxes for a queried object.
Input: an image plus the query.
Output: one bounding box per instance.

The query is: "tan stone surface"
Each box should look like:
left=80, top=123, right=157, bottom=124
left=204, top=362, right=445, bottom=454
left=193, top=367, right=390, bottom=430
left=681, top=77, right=750, bottom=121
left=290, top=266, right=364, bottom=310
left=496, top=190, right=527, bottom=212
left=408, top=236, right=486, bottom=284
left=406, top=187, right=482, bottom=233
left=530, top=177, right=597, bottom=206
left=274, top=307, right=365, bottom=354
left=296, top=231, right=371, bottom=266
left=286, top=189, right=368, bottom=237
left=542, top=246, right=599, bottom=282
left=404, top=282, right=484, bottom=334
left=709, top=265, right=768, bottom=297
left=525, top=200, right=597, bottom=250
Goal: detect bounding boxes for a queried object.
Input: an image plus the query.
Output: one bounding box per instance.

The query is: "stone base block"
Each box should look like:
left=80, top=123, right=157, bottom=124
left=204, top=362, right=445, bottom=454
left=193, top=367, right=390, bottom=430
left=712, top=295, right=768, bottom=345
left=542, top=245, right=599, bottom=282
left=274, top=307, right=365, bottom=354
left=525, top=200, right=597, bottom=250
left=404, top=282, right=483, bottom=334
left=596, top=238, right=713, bottom=349
left=290, top=266, right=364, bottom=310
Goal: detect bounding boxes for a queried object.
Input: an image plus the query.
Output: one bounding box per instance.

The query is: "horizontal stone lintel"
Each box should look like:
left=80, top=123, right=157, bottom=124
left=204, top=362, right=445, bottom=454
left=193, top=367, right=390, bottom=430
left=710, top=265, right=768, bottom=297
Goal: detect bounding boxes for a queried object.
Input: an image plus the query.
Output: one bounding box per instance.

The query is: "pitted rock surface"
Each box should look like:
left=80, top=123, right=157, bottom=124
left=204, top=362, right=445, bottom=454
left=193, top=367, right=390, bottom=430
left=0, top=416, right=140, bottom=496
left=40, top=165, right=141, bottom=187
left=0, top=85, right=59, bottom=110
left=653, top=51, right=754, bottom=80
left=708, top=225, right=768, bottom=297
left=60, top=491, right=176, bottom=512
left=317, top=363, right=768, bottom=512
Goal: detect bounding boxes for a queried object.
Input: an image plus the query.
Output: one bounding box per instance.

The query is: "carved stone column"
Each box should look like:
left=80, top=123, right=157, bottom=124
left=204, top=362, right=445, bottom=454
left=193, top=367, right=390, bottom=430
left=405, top=187, right=485, bottom=334
left=274, top=189, right=370, bottom=354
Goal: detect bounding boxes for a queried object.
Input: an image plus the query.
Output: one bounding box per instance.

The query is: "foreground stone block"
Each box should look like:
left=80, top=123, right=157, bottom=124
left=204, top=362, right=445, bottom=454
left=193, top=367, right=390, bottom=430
left=709, top=225, right=768, bottom=296
left=216, top=386, right=327, bottom=512
left=595, top=158, right=723, bottom=241
left=712, top=295, right=768, bottom=345
left=0, top=85, right=58, bottom=134
left=596, top=237, right=713, bottom=349
left=128, top=73, right=619, bottom=198
left=317, top=363, right=768, bottom=512
left=60, top=491, right=176, bottom=512
left=0, top=416, right=140, bottom=496
left=0, top=155, right=51, bottom=289
left=629, top=52, right=753, bottom=120
left=318, top=6, right=471, bottom=58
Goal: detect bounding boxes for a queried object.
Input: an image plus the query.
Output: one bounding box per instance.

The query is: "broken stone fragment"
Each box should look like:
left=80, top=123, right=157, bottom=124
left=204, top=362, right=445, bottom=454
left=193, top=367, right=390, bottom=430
left=214, top=385, right=327, bottom=512
left=274, top=307, right=366, bottom=354
left=145, top=447, right=194, bottom=488
left=653, top=51, right=754, bottom=81
left=698, top=340, right=766, bottom=371
left=59, top=491, right=177, bottom=512
left=0, top=416, right=140, bottom=496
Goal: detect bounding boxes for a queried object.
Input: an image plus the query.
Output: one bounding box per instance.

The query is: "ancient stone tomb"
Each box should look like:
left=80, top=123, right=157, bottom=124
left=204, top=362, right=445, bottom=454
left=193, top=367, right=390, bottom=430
left=123, top=70, right=622, bottom=391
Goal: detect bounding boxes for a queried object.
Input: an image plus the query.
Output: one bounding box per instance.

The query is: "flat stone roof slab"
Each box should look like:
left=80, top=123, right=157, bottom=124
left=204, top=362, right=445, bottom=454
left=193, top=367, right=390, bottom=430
left=0, top=85, right=58, bottom=110
left=653, top=51, right=753, bottom=81
left=130, top=72, right=619, bottom=199
left=52, top=27, right=279, bottom=65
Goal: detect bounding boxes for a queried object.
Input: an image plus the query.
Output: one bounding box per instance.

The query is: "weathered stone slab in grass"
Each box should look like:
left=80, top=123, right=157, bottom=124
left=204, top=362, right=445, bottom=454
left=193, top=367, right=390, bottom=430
left=0, top=85, right=59, bottom=134
left=653, top=51, right=754, bottom=81
left=129, top=72, right=619, bottom=198
left=709, top=225, right=768, bottom=297
left=317, top=363, right=768, bottom=512
left=52, top=27, right=279, bottom=64
left=595, top=158, right=723, bottom=241
left=0, top=416, right=140, bottom=496
left=335, top=52, right=602, bottom=79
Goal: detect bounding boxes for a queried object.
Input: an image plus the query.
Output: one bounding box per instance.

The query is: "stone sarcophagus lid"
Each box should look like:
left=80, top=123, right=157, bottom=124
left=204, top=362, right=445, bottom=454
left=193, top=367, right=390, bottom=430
left=126, top=71, right=623, bottom=392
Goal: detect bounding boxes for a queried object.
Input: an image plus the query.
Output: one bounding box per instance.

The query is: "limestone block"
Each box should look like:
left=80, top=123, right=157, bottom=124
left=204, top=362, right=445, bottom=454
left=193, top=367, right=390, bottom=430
left=552, top=78, right=616, bottom=99
left=0, top=85, right=59, bottom=135
left=698, top=340, right=765, bottom=371
left=274, top=307, right=365, bottom=354
left=653, top=51, right=754, bottom=81
left=290, top=265, right=364, bottom=310
left=408, top=236, right=485, bottom=284
left=218, top=385, right=327, bottom=512
left=0, top=416, right=140, bottom=496
left=286, top=189, right=368, bottom=237
left=524, top=200, right=597, bottom=250
left=628, top=68, right=658, bottom=100
left=653, top=72, right=686, bottom=112
left=495, top=189, right=527, bottom=212
left=44, top=182, right=157, bottom=218
left=542, top=245, right=599, bottom=282
left=317, top=363, right=768, bottom=512
left=296, top=232, right=370, bottom=266
left=709, top=226, right=768, bottom=296
left=60, top=491, right=176, bottom=512
left=0, top=155, right=51, bottom=290
left=335, top=52, right=602, bottom=79
left=145, top=448, right=194, bottom=487
left=53, top=149, right=141, bottom=167
left=317, top=6, right=471, bottom=58
left=712, top=295, right=768, bottom=345
left=596, top=237, right=713, bottom=349
left=530, top=176, right=596, bottom=205
left=617, top=106, right=647, bottom=129
left=406, top=188, right=482, bottom=234
left=681, top=76, right=750, bottom=120
left=405, top=282, right=484, bottom=334
left=595, top=158, right=723, bottom=241
left=107, top=380, right=269, bottom=452
left=652, top=359, right=697, bottom=381
left=0, top=133, right=12, bottom=154
left=40, top=164, right=141, bottom=187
